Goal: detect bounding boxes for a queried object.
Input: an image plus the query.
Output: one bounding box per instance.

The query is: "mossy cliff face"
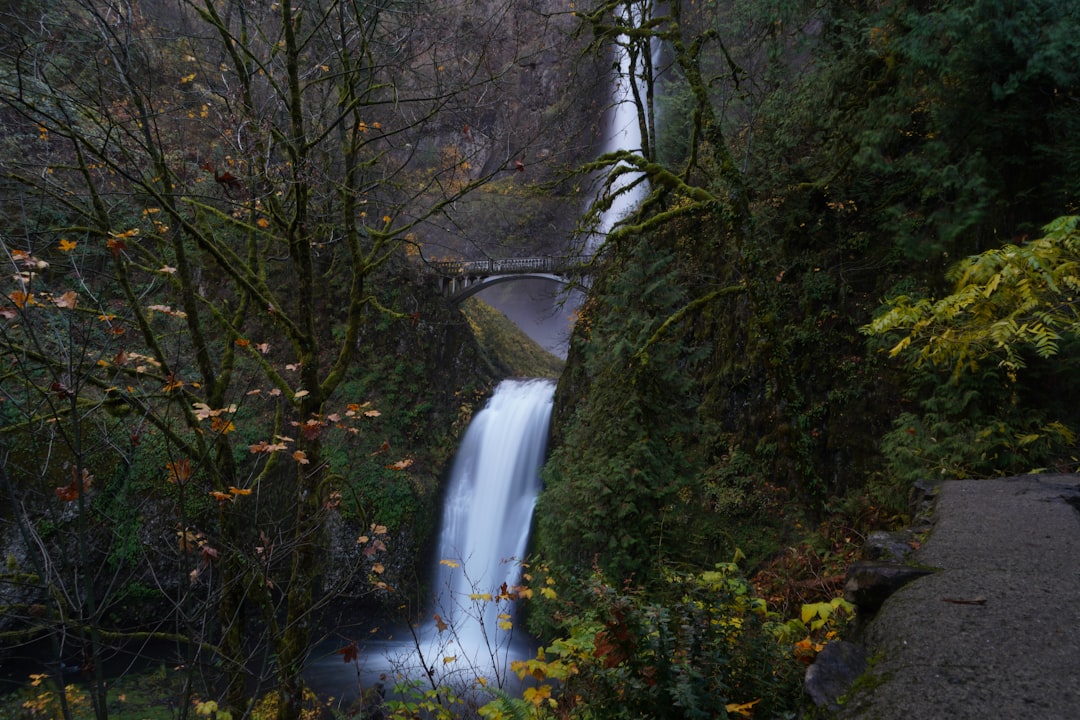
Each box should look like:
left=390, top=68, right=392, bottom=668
left=534, top=0, right=1080, bottom=590
left=537, top=213, right=900, bottom=586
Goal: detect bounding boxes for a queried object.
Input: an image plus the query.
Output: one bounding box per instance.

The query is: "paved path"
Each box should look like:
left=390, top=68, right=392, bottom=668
left=837, top=474, right=1080, bottom=719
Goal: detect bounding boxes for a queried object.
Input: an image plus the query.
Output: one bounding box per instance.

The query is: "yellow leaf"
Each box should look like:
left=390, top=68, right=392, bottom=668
left=58, top=239, right=77, bottom=252
left=442, top=655, right=457, bottom=664
left=439, top=559, right=460, bottom=568
left=888, top=336, right=912, bottom=357
left=725, top=699, right=760, bottom=717
left=523, top=685, right=551, bottom=707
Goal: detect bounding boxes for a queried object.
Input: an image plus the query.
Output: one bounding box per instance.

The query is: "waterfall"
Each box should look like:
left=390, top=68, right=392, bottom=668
left=428, top=378, right=554, bottom=668
left=588, top=5, right=661, bottom=250
left=306, top=378, right=554, bottom=699
left=596, top=39, right=649, bottom=238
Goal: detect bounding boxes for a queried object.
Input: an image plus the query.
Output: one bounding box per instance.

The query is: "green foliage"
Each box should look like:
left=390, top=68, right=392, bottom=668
left=865, top=216, right=1080, bottom=372
left=864, top=217, right=1080, bottom=488
left=511, top=565, right=803, bottom=720
left=0, top=664, right=196, bottom=720
left=821, top=0, right=1080, bottom=257
left=385, top=681, right=466, bottom=720
left=538, top=241, right=700, bottom=584
left=460, top=298, right=565, bottom=380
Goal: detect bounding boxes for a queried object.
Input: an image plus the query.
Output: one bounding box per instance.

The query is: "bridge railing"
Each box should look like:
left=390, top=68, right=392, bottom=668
left=425, top=255, right=592, bottom=277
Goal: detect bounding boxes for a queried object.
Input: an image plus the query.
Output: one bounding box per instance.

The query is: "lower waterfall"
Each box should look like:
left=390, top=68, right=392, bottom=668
left=306, top=378, right=554, bottom=702
left=430, top=378, right=555, bottom=667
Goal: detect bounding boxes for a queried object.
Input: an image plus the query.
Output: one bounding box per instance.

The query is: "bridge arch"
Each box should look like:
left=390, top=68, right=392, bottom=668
left=445, top=273, right=571, bottom=303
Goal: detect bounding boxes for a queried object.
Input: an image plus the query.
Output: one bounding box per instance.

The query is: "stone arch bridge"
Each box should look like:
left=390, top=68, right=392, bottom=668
left=424, top=255, right=593, bottom=302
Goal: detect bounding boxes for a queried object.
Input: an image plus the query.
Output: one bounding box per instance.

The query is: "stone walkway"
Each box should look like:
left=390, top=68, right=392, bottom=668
left=835, top=474, right=1080, bottom=719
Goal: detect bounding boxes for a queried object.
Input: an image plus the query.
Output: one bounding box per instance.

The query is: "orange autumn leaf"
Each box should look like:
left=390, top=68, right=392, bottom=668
left=235, top=338, right=250, bottom=347
left=9, top=290, right=32, bottom=309
left=106, top=237, right=126, bottom=256
left=292, top=450, right=310, bottom=464
left=209, top=490, right=233, bottom=503
left=58, top=239, right=77, bottom=252
left=210, top=416, right=236, bottom=434
left=55, top=468, right=93, bottom=502
left=386, top=458, right=413, bottom=471
left=228, top=486, right=252, bottom=496
left=167, top=458, right=192, bottom=485
left=53, top=291, right=78, bottom=310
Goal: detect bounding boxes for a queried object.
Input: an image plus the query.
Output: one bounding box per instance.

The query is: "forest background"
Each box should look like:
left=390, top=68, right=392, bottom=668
left=1, top=0, right=1078, bottom=719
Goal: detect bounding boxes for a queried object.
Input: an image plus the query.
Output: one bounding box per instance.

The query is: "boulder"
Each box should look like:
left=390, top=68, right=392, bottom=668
left=805, top=640, right=868, bottom=711
left=843, top=561, right=935, bottom=613
left=862, top=530, right=917, bottom=563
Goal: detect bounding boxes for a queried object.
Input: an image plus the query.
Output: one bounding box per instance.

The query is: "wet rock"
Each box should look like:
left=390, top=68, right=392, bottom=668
left=863, top=530, right=917, bottom=563
left=844, top=561, right=935, bottom=613
left=805, top=640, right=868, bottom=711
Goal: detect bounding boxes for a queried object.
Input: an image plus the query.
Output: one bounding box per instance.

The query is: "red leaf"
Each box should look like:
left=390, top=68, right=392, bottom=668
left=336, top=641, right=360, bottom=664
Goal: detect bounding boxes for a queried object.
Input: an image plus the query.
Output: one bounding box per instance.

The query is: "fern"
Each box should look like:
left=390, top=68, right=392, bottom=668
left=863, top=216, right=1080, bottom=372
left=477, top=688, right=534, bottom=720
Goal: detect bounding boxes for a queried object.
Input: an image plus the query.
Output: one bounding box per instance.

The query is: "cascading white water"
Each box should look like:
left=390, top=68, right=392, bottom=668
left=428, top=378, right=554, bottom=667
left=589, top=4, right=661, bottom=247
left=306, top=379, right=554, bottom=699
left=595, top=39, right=650, bottom=240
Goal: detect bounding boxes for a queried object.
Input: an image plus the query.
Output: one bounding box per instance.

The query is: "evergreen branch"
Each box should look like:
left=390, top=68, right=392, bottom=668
left=634, top=283, right=747, bottom=365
